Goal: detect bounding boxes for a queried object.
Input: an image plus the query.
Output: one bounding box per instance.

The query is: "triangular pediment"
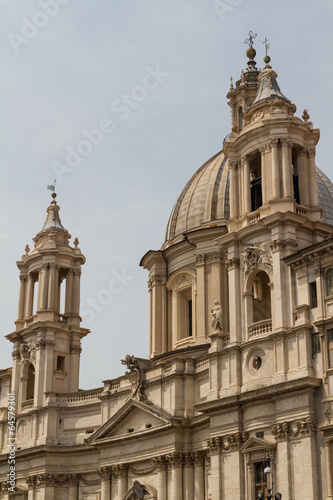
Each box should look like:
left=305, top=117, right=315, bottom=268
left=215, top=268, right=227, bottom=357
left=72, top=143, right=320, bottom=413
left=87, top=398, right=174, bottom=443
left=240, top=436, right=275, bottom=454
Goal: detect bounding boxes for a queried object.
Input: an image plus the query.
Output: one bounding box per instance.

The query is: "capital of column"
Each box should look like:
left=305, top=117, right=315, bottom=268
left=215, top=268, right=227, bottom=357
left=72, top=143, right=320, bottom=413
left=152, top=455, right=168, bottom=471
left=98, top=466, right=112, bottom=479
left=269, top=138, right=279, bottom=147
left=207, top=436, right=222, bottom=455
left=196, top=253, right=206, bottom=266
left=112, top=463, right=128, bottom=479
left=259, top=144, right=268, bottom=154
left=280, top=138, right=291, bottom=147
left=228, top=160, right=238, bottom=170
left=226, top=257, right=240, bottom=271
left=0, top=481, right=9, bottom=493
left=166, top=452, right=184, bottom=467
left=73, top=268, right=81, bottom=277
left=19, top=274, right=27, bottom=282
left=308, top=148, right=316, bottom=157
left=271, top=421, right=290, bottom=441
left=193, top=450, right=206, bottom=465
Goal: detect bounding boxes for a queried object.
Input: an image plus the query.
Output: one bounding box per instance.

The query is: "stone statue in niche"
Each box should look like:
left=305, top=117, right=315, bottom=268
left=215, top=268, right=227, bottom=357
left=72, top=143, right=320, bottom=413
left=211, top=300, right=223, bottom=332
left=121, top=355, right=153, bottom=403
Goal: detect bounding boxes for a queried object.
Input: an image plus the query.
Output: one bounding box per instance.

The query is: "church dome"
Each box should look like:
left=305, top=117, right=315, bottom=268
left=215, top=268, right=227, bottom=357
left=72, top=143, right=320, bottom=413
left=165, top=150, right=333, bottom=244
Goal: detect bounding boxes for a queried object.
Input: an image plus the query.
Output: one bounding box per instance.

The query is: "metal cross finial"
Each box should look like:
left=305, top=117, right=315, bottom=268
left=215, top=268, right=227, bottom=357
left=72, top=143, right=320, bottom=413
left=244, top=30, right=257, bottom=48
left=263, top=37, right=270, bottom=55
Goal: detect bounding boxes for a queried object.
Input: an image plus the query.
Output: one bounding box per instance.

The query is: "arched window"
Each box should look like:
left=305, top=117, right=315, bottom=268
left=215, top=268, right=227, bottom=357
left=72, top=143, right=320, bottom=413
left=25, top=363, right=35, bottom=401
left=327, top=269, right=333, bottom=296
left=239, top=106, right=243, bottom=131
left=252, top=271, right=271, bottom=322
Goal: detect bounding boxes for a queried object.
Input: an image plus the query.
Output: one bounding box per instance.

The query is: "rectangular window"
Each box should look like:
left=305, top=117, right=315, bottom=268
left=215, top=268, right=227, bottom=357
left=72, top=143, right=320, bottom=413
left=312, top=333, right=321, bottom=354
left=188, top=299, right=193, bottom=336
left=328, top=330, right=333, bottom=368
left=310, top=282, right=318, bottom=309
left=255, top=431, right=264, bottom=439
left=56, top=355, right=65, bottom=372
left=254, top=462, right=267, bottom=498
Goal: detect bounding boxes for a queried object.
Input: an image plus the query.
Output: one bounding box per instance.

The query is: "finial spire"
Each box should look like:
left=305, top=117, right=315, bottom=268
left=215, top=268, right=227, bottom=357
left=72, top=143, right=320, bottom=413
left=244, top=30, right=258, bottom=72
left=263, top=37, right=271, bottom=66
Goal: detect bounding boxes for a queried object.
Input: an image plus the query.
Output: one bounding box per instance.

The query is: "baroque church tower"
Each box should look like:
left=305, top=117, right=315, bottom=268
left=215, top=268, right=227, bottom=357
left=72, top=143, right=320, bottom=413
left=1, top=38, right=333, bottom=500
left=7, top=192, right=88, bottom=417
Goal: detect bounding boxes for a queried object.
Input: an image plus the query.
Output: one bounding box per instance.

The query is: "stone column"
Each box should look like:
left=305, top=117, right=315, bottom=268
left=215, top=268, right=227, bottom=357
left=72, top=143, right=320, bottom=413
left=297, top=147, right=309, bottom=205
left=193, top=451, right=205, bottom=500
left=34, top=474, right=55, bottom=499
left=37, top=264, right=48, bottom=311
left=281, top=139, right=292, bottom=198
left=184, top=453, right=194, bottom=500
left=148, top=271, right=164, bottom=356
left=243, top=156, right=251, bottom=213
left=153, top=456, right=167, bottom=500
left=325, top=441, right=333, bottom=499
left=260, top=145, right=268, bottom=204
left=271, top=423, right=291, bottom=500
left=208, top=437, right=222, bottom=500
left=65, top=268, right=74, bottom=314
left=47, top=263, right=57, bottom=310
left=25, top=272, right=34, bottom=318
left=27, top=476, right=35, bottom=500
left=98, top=467, right=112, bottom=500
left=308, top=148, right=319, bottom=207
left=113, top=464, right=128, bottom=500
left=17, top=275, right=27, bottom=320
left=72, top=268, right=81, bottom=315
left=229, top=160, right=238, bottom=219
left=167, top=452, right=183, bottom=500
left=270, top=139, right=280, bottom=199
left=226, top=256, right=241, bottom=344
left=68, top=474, right=79, bottom=500
left=196, top=254, right=206, bottom=340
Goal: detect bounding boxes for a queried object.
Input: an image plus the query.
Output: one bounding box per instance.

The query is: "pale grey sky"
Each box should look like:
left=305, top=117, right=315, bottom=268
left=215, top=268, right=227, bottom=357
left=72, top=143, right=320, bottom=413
left=1, top=0, right=332, bottom=389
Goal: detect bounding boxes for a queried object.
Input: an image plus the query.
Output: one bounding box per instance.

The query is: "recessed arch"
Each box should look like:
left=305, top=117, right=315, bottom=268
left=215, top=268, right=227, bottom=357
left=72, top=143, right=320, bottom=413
left=122, top=483, right=157, bottom=500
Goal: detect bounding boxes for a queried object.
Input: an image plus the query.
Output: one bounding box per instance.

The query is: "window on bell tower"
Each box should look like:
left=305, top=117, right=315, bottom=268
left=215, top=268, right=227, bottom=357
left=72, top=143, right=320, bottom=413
left=249, top=152, right=262, bottom=212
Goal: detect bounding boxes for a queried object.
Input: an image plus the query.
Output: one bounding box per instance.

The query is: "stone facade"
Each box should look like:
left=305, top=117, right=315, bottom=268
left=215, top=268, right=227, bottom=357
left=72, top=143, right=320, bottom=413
left=1, top=42, right=333, bottom=499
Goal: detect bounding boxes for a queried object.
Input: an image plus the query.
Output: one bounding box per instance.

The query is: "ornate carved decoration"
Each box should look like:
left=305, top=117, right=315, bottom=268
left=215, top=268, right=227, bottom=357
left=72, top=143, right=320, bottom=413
left=271, top=422, right=290, bottom=441
left=183, top=452, right=194, bottom=466
left=152, top=456, right=167, bottom=471
left=98, top=467, right=112, bottom=479
left=226, top=258, right=240, bottom=271
left=207, top=436, right=222, bottom=455
left=129, top=464, right=157, bottom=475
left=12, top=349, right=20, bottom=360
left=269, top=138, right=279, bottom=147
left=73, top=268, right=81, bottom=277
left=302, top=109, right=310, bottom=122
left=252, top=111, right=264, bottom=122
left=34, top=474, right=57, bottom=487
left=324, top=406, right=331, bottom=425
left=196, top=254, right=206, bottom=266
left=121, top=355, right=153, bottom=403
left=291, top=417, right=317, bottom=437
left=193, top=450, right=206, bottom=465
left=148, top=272, right=163, bottom=289
left=270, top=239, right=298, bottom=252
left=34, top=340, right=55, bottom=350
left=70, top=345, right=82, bottom=354
left=223, top=432, right=248, bottom=451
left=242, top=244, right=272, bottom=276
left=280, top=138, right=291, bottom=147
left=0, top=482, right=8, bottom=493
left=112, top=464, right=129, bottom=479
left=228, top=160, right=237, bottom=170
left=166, top=452, right=184, bottom=467
left=308, top=148, right=316, bottom=157
left=259, top=145, right=267, bottom=154
left=19, top=343, right=36, bottom=365
left=19, top=274, right=27, bottom=282
left=176, top=274, right=190, bottom=286
left=207, top=251, right=223, bottom=264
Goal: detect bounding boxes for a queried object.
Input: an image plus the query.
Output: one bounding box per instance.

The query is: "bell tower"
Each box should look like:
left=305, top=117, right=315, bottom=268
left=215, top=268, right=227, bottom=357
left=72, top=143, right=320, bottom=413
left=224, top=35, right=321, bottom=231
left=6, top=192, right=89, bottom=412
